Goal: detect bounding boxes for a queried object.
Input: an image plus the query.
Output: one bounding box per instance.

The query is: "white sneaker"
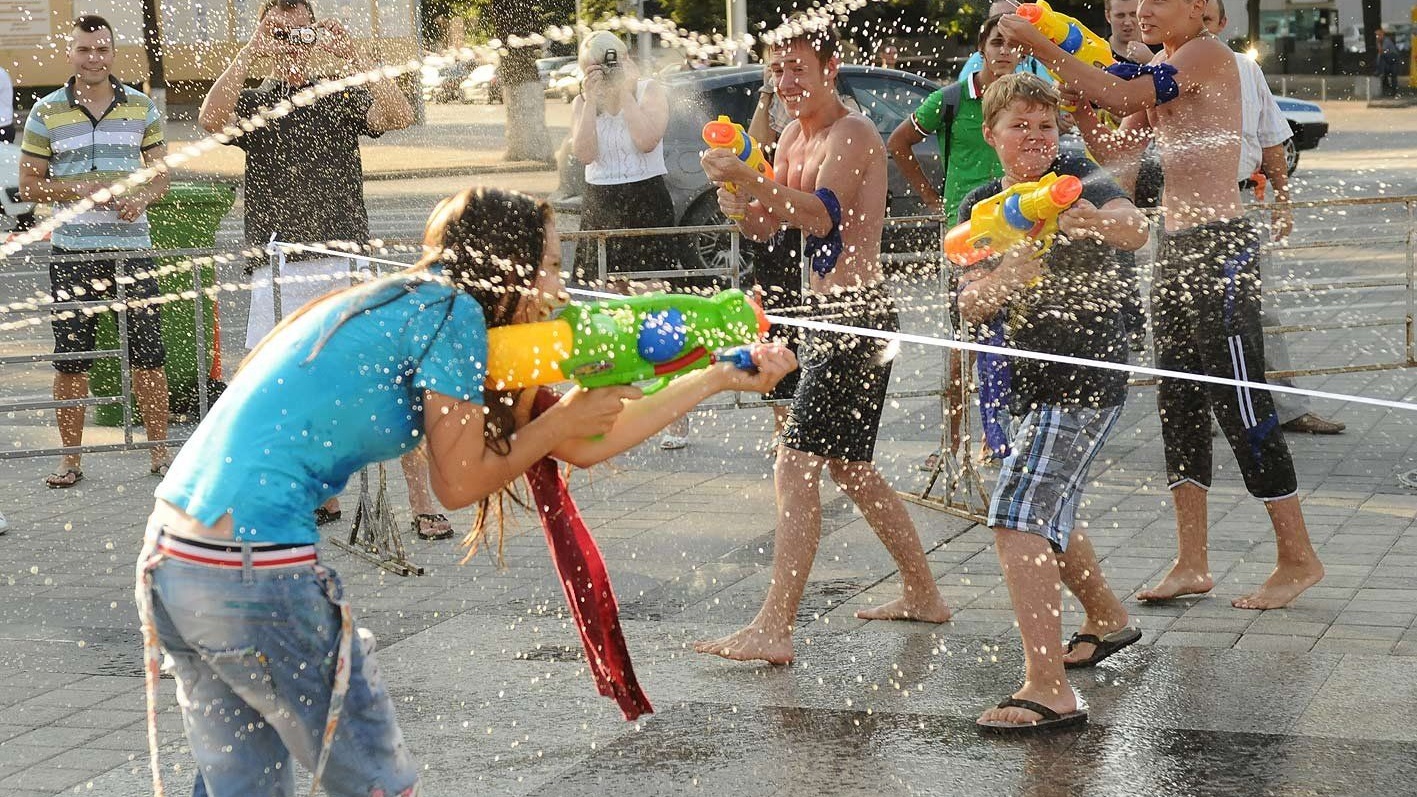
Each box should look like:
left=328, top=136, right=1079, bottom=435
left=0, top=510, right=8, bottom=534
left=659, top=435, right=688, bottom=450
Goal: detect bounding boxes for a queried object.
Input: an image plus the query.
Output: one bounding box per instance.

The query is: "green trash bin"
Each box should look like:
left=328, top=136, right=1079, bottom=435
left=91, top=181, right=237, bottom=426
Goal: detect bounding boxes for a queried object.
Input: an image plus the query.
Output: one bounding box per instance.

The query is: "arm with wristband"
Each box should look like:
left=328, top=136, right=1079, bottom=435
left=997, top=13, right=1198, bottom=118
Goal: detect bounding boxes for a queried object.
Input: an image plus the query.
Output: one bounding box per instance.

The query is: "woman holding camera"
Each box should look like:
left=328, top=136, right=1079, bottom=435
left=570, top=32, right=694, bottom=447
left=569, top=32, right=679, bottom=286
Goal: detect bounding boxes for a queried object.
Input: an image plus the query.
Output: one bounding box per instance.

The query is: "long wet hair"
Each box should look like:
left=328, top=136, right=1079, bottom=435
left=245, top=186, right=553, bottom=560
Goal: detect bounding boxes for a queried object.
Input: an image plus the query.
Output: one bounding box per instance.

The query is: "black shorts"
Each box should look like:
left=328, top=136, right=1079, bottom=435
left=750, top=233, right=804, bottom=402
left=1153, top=218, right=1296, bottom=500
left=780, top=283, right=899, bottom=463
left=573, top=176, right=687, bottom=286
left=49, top=247, right=166, bottom=374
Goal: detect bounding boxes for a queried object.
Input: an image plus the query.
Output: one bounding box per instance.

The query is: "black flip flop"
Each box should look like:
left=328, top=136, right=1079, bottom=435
left=313, top=507, right=343, bottom=526
left=977, top=697, right=1088, bottom=735
left=1064, top=626, right=1143, bottom=669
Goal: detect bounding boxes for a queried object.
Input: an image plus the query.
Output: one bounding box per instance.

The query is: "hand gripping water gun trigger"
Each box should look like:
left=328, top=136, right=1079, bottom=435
left=702, top=115, right=775, bottom=219
left=943, top=172, right=1084, bottom=266
left=1017, top=0, right=1115, bottom=70
left=485, top=289, right=771, bottom=394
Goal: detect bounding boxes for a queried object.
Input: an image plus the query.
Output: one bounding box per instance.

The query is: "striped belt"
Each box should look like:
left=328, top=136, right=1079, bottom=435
left=157, top=531, right=318, bottom=568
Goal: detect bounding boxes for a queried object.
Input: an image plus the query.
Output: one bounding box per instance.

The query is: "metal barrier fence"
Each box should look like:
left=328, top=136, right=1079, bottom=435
left=0, top=246, right=227, bottom=461
left=1, top=194, right=1414, bottom=524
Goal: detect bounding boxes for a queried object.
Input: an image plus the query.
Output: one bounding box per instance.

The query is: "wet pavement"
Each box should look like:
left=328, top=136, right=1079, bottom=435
left=1, top=402, right=1416, bottom=795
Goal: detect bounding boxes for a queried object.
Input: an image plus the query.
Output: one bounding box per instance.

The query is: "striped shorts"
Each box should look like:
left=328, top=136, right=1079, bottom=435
left=987, top=405, right=1121, bottom=552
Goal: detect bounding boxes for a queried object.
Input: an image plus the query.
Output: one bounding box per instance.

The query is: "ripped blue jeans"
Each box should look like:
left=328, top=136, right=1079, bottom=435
left=149, top=556, right=420, bottom=797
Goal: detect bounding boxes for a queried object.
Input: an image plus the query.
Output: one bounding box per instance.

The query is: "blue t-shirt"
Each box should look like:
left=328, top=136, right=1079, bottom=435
left=156, top=273, right=489, bottom=543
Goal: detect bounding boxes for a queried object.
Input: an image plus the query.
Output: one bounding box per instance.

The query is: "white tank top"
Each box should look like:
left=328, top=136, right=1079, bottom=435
left=584, top=79, right=668, bottom=186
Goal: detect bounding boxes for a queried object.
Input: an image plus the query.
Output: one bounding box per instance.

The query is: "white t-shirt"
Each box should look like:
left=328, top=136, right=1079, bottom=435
left=1235, top=54, right=1291, bottom=182
left=0, top=67, right=14, bottom=129
left=585, top=79, right=668, bottom=186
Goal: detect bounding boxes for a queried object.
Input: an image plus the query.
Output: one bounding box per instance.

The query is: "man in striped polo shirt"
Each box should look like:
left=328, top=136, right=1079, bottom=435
left=19, top=14, right=172, bottom=488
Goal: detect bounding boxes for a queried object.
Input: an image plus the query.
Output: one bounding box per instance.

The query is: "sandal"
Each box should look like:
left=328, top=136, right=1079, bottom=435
left=45, top=467, right=84, bottom=489
left=1063, top=626, right=1142, bottom=669
left=150, top=462, right=169, bottom=477
left=413, top=513, right=453, bottom=540
left=313, top=507, right=343, bottom=526
left=977, top=697, right=1088, bottom=735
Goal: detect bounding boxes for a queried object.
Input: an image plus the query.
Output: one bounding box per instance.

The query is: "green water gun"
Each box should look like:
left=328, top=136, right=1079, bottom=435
left=485, top=289, right=770, bottom=394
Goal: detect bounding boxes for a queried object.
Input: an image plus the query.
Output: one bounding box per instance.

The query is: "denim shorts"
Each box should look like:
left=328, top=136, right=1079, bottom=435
left=148, top=550, right=419, bottom=796
left=987, top=405, right=1121, bottom=552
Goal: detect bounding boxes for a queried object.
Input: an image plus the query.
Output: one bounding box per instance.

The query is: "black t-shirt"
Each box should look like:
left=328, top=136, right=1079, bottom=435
left=231, top=81, right=381, bottom=269
left=958, top=155, right=1132, bottom=409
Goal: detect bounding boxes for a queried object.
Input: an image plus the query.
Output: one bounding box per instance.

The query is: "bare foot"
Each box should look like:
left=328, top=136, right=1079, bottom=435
left=693, top=624, right=794, bottom=665
left=854, top=594, right=952, bottom=623
left=1232, top=561, right=1325, bottom=609
left=977, top=686, right=1078, bottom=728
left=1138, top=565, right=1214, bottom=602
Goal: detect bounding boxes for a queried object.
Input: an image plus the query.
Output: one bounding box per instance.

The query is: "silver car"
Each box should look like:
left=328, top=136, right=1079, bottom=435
left=552, top=65, right=944, bottom=276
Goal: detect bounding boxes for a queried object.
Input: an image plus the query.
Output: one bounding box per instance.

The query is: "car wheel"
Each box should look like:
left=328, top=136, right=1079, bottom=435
left=1283, top=137, right=1299, bottom=175
left=680, top=193, right=757, bottom=286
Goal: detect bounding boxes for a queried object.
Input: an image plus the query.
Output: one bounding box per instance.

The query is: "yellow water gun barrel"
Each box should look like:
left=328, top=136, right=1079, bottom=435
left=484, top=318, right=574, bottom=391
left=943, top=173, right=1083, bottom=265
left=1017, top=0, right=1114, bottom=70
left=702, top=115, right=775, bottom=220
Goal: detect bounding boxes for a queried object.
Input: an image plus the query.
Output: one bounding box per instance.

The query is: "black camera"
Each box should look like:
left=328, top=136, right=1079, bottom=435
left=273, top=26, right=318, bottom=45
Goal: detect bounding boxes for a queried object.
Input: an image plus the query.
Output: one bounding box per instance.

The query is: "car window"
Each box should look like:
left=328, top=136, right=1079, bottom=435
left=843, top=74, right=935, bottom=134
left=704, top=84, right=758, bottom=128
left=665, top=82, right=758, bottom=144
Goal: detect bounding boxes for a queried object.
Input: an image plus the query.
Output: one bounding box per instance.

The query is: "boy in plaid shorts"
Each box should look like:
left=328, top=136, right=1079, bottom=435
left=956, top=74, right=1150, bottom=734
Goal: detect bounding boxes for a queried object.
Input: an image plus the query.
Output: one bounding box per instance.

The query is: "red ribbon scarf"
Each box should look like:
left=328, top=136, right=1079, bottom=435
left=525, top=389, right=653, bottom=721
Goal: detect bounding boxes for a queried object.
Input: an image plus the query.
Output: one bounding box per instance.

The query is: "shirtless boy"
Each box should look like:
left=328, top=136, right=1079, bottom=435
left=696, top=26, right=951, bottom=664
left=1000, top=0, right=1324, bottom=609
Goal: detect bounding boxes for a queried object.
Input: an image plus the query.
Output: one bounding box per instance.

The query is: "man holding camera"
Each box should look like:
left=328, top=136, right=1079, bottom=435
left=199, top=0, right=412, bottom=345
left=197, top=0, right=444, bottom=536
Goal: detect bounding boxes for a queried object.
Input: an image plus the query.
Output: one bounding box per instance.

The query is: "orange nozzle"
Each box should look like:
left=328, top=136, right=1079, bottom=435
left=703, top=121, right=738, bottom=147
left=1049, top=175, right=1084, bottom=207
left=747, top=293, right=771, bottom=337
left=1017, top=4, right=1044, bottom=23
left=944, top=223, right=988, bottom=266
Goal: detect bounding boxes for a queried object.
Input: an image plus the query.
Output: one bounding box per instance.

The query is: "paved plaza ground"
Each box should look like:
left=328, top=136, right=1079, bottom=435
left=1, top=254, right=1415, bottom=794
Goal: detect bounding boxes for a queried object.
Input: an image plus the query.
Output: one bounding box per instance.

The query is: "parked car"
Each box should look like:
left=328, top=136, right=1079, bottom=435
left=537, top=56, right=577, bottom=87
left=459, top=63, right=501, bottom=104
left=1276, top=95, right=1328, bottom=174
left=0, top=140, right=37, bottom=234
left=547, top=62, right=583, bottom=102
left=421, top=61, right=473, bottom=104
left=463, top=57, right=576, bottom=104
left=552, top=65, right=943, bottom=277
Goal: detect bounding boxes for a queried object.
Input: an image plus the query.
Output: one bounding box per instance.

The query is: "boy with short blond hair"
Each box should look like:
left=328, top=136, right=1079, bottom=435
left=958, top=74, right=1149, bottom=733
